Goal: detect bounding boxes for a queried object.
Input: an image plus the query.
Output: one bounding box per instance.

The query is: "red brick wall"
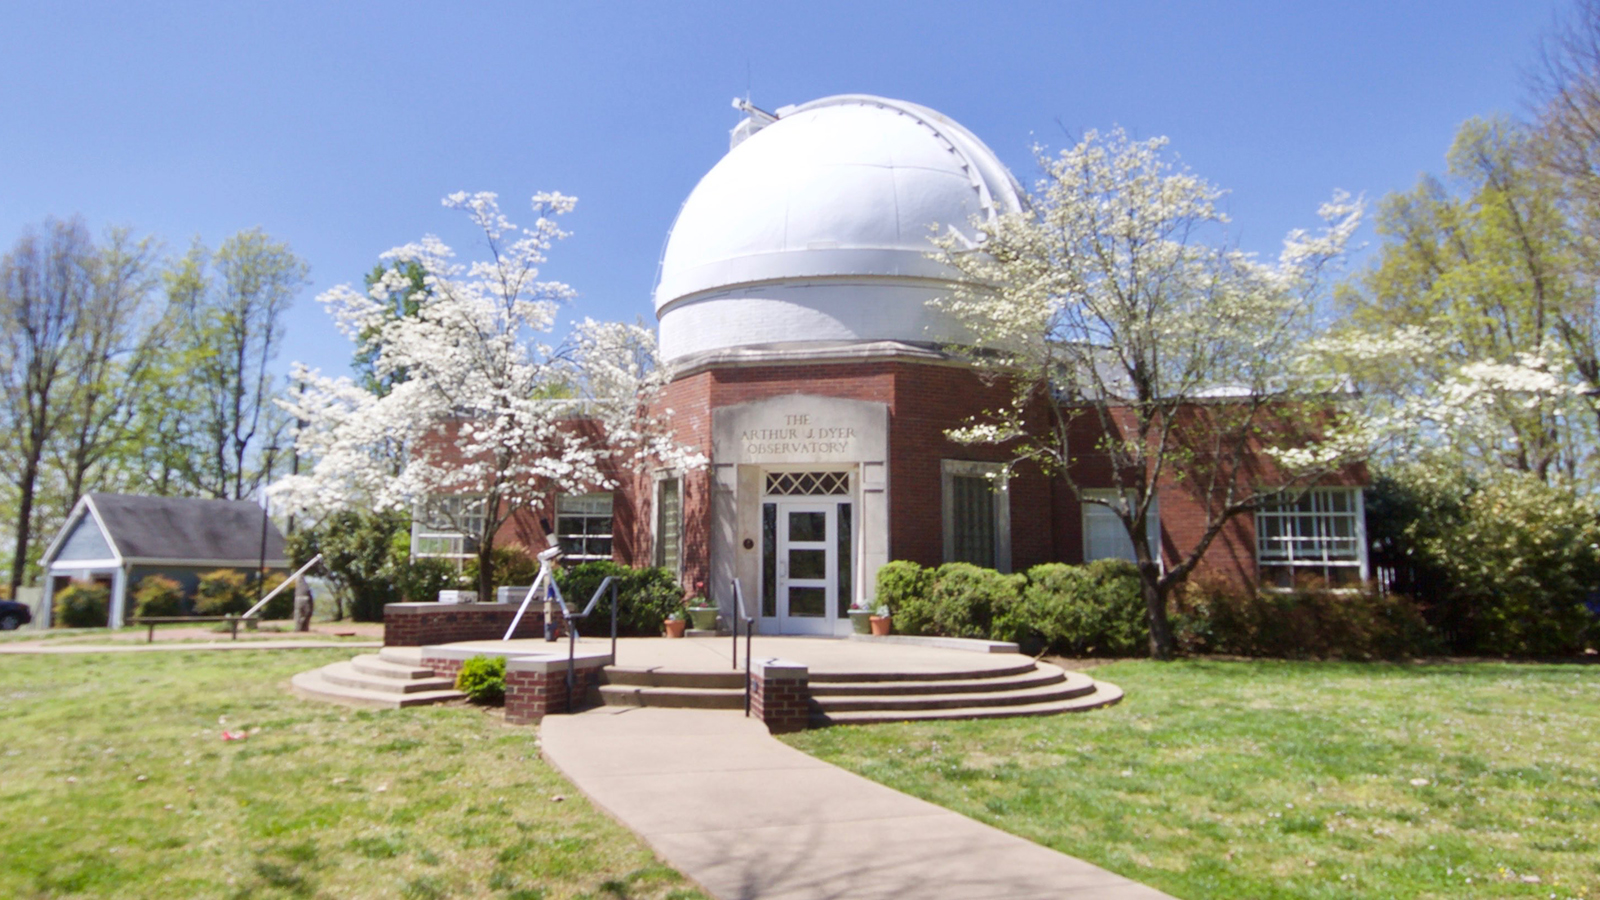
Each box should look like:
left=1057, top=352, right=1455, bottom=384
left=384, top=603, right=552, bottom=646
left=749, top=665, right=812, bottom=733
left=493, top=354, right=1367, bottom=599
left=505, top=666, right=604, bottom=724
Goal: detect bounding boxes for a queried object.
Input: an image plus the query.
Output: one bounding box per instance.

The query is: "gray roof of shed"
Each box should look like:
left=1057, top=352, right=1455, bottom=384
left=83, top=493, right=287, bottom=564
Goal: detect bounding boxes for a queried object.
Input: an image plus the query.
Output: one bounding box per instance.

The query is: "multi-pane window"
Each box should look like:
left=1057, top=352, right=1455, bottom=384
left=1255, top=487, right=1366, bottom=587
left=1082, top=490, right=1160, bottom=566
left=411, top=496, right=485, bottom=560
left=654, top=478, right=681, bottom=575
left=941, top=460, right=1010, bottom=572
left=557, top=493, right=614, bottom=562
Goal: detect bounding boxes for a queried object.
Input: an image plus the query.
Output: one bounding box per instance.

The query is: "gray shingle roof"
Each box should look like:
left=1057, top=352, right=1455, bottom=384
left=87, top=493, right=288, bottom=564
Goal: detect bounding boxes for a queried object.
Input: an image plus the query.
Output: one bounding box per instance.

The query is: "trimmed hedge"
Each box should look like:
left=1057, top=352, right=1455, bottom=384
left=556, top=561, right=684, bottom=636
left=994, top=560, right=1148, bottom=656
left=194, top=570, right=252, bottom=616
left=875, top=558, right=1436, bottom=660
left=1173, top=576, right=1434, bottom=661
left=455, top=655, right=506, bottom=704
left=132, top=575, right=185, bottom=618
left=54, top=581, right=110, bottom=628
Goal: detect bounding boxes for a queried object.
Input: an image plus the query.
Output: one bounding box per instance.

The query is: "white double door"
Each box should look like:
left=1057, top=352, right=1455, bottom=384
left=774, top=500, right=839, bottom=635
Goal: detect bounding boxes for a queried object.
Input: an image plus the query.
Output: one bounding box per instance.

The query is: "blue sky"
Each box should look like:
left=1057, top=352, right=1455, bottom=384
left=0, top=1, right=1565, bottom=381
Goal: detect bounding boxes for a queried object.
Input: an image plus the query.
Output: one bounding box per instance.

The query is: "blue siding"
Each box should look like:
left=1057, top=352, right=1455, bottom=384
left=54, top=516, right=114, bottom=561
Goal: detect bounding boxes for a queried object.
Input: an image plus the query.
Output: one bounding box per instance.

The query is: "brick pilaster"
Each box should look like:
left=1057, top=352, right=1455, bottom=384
left=750, top=658, right=812, bottom=733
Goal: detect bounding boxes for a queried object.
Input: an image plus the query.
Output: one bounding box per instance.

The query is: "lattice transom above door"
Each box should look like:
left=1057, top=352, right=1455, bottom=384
left=764, top=471, right=850, bottom=496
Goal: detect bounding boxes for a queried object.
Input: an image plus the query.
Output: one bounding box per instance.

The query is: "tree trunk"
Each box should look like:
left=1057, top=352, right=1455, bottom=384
left=9, top=452, right=40, bottom=597
left=476, top=542, right=495, bottom=605
left=1140, top=562, right=1176, bottom=660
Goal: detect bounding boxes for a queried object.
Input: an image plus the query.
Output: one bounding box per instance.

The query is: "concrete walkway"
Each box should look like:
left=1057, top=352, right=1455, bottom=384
left=541, top=706, right=1175, bottom=900
left=0, top=639, right=381, bottom=654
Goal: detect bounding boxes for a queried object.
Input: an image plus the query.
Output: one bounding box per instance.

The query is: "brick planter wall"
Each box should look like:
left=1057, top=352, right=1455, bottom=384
left=750, top=659, right=812, bottom=733
left=505, top=654, right=611, bottom=724
left=384, top=602, right=554, bottom=646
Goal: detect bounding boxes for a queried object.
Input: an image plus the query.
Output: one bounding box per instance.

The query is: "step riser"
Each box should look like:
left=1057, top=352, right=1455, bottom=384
left=813, top=683, right=1097, bottom=713
left=601, top=668, right=745, bottom=689
left=290, top=670, right=466, bottom=709
left=377, top=647, right=425, bottom=666
left=597, top=688, right=745, bottom=710
left=812, top=686, right=1123, bottom=725
left=322, top=669, right=457, bottom=695
left=351, top=657, right=437, bottom=680
left=810, top=672, right=1064, bottom=697
left=808, top=661, right=1037, bottom=684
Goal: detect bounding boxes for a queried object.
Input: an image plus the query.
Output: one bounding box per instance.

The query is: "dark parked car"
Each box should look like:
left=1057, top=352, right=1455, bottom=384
left=0, top=599, right=31, bottom=630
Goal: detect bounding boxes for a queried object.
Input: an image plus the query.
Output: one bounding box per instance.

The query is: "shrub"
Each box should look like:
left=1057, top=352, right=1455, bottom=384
left=874, top=560, right=932, bottom=631
left=463, top=546, right=539, bottom=594
left=995, top=560, right=1148, bottom=656
left=455, top=655, right=506, bottom=704
left=923, top=563, right=1023, bottom=639
left=1173, top=575, right=1434, bottom=660
left=194, top=570, right=252, bottom=615
left=258, top=573, right=291, bottom=620
left=132, top=575, right=185, bottom=618
left=394, top=558, right=464, bottom=603
left=289, top=510, right=407, bottom=621
left=53, top=581, right=110, bottom=628
left=556, top=561, right=683, bottom=636
left=1367, top=465, right=1599, bottom=656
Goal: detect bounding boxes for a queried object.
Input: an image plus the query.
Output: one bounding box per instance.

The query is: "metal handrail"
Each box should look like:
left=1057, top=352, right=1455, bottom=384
left=555, top=576, right=619, bottom=714
left=731, top=579, right=754, bottom=716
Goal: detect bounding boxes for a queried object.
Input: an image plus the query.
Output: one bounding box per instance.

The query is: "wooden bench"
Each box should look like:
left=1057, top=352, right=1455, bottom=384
left=128, top=615, right=250, bottom=643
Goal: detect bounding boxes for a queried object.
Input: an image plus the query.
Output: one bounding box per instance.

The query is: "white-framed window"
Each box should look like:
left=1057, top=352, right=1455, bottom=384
left=411, top=495, right=485, bottom=560
left=1255, top=487, right=1367, bottom=588
left=941, top=460, right=1011, bottom=572
left=1081, top=489, right=1160, bottom=566
left=654, top=476, right=682, bottom=575
left=557, top=492, right=614, bottom=562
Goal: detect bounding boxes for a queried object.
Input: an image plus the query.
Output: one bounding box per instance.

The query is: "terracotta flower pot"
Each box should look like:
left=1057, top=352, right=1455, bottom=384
left=664, top=618, right=687, bottom=638
left=869, top=615, right=891, bottom=637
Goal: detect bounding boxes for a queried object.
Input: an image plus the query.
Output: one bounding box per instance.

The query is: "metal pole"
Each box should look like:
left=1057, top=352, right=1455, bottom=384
left=609, top=581, right=618, bottom=662
left=567, top=613, right=576, bottom=714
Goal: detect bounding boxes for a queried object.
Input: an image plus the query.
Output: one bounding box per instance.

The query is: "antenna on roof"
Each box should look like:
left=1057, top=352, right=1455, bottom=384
left=729, top=96, right=778, bottom=150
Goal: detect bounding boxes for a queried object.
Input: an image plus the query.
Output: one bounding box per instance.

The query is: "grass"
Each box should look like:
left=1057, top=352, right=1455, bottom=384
left=785, top=659, right=1600, bottom=900
left=0, top=623, right=377, bottom=644
left=0, top=649, right=705, bottom=900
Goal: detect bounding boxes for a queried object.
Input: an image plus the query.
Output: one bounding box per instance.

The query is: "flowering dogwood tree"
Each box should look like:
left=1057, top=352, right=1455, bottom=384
left=930, top=128, right=1364, bottom=659
left=272, top=192, right=703, bottom=601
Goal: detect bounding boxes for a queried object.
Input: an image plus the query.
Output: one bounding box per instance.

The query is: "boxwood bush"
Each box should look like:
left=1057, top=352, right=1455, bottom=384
left=556, top=561, right=683, bottom=636
left=194, top=569, right=252, bottom=616
left=132, top=575, right=186, bottom=618
left=455, top=655, right=506, bottom=704
left=994, top=560, right=1148, bottom=656
left=53, top=581, right=110, bottom=628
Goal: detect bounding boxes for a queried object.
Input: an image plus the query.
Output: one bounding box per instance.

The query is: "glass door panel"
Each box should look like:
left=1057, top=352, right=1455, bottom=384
left=777, top=502, right=835, bottom=634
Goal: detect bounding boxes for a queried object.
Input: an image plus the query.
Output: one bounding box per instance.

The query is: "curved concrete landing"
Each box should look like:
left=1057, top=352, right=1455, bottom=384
left=541, top=706, right=1174, bottom=900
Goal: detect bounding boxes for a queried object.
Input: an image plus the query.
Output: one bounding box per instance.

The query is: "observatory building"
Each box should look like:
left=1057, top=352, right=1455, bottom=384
left=419, top=94, right=1370, bottom=635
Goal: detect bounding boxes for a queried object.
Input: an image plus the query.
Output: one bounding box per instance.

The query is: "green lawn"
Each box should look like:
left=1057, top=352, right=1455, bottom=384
left=786, top=660, right=1600, bottom=900
left=0, top=649, right=705, bottom=900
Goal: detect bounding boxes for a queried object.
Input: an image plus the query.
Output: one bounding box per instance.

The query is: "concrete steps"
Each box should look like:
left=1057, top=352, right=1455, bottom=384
left=595, top=666, right=746, bottom=710
left=811, top=679, right=1124, bottom=726
left=292, top=650, right=466, bottom=709
left=591, top=657, right=1121, bottom=726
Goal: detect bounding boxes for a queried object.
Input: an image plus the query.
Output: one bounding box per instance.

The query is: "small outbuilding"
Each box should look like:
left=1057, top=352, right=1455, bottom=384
left=38, top=493, right=288, bottom=628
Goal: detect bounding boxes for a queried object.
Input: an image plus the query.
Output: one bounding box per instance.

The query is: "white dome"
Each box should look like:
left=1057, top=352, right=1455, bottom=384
left=654, top=95, right=1024, bottom=362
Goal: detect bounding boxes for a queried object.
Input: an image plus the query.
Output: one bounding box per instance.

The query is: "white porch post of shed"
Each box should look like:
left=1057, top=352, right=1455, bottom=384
left=109, top=566, right=129, bottom=628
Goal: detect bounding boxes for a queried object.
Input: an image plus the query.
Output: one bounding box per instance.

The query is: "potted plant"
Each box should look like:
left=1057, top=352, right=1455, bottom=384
left=847, top=600, right=874, bottom=635
left=869, top=603, right=892, bottom=637
left=686, top=597, right=718, bottom=631
left=664, top=609, right=687, bottom=638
